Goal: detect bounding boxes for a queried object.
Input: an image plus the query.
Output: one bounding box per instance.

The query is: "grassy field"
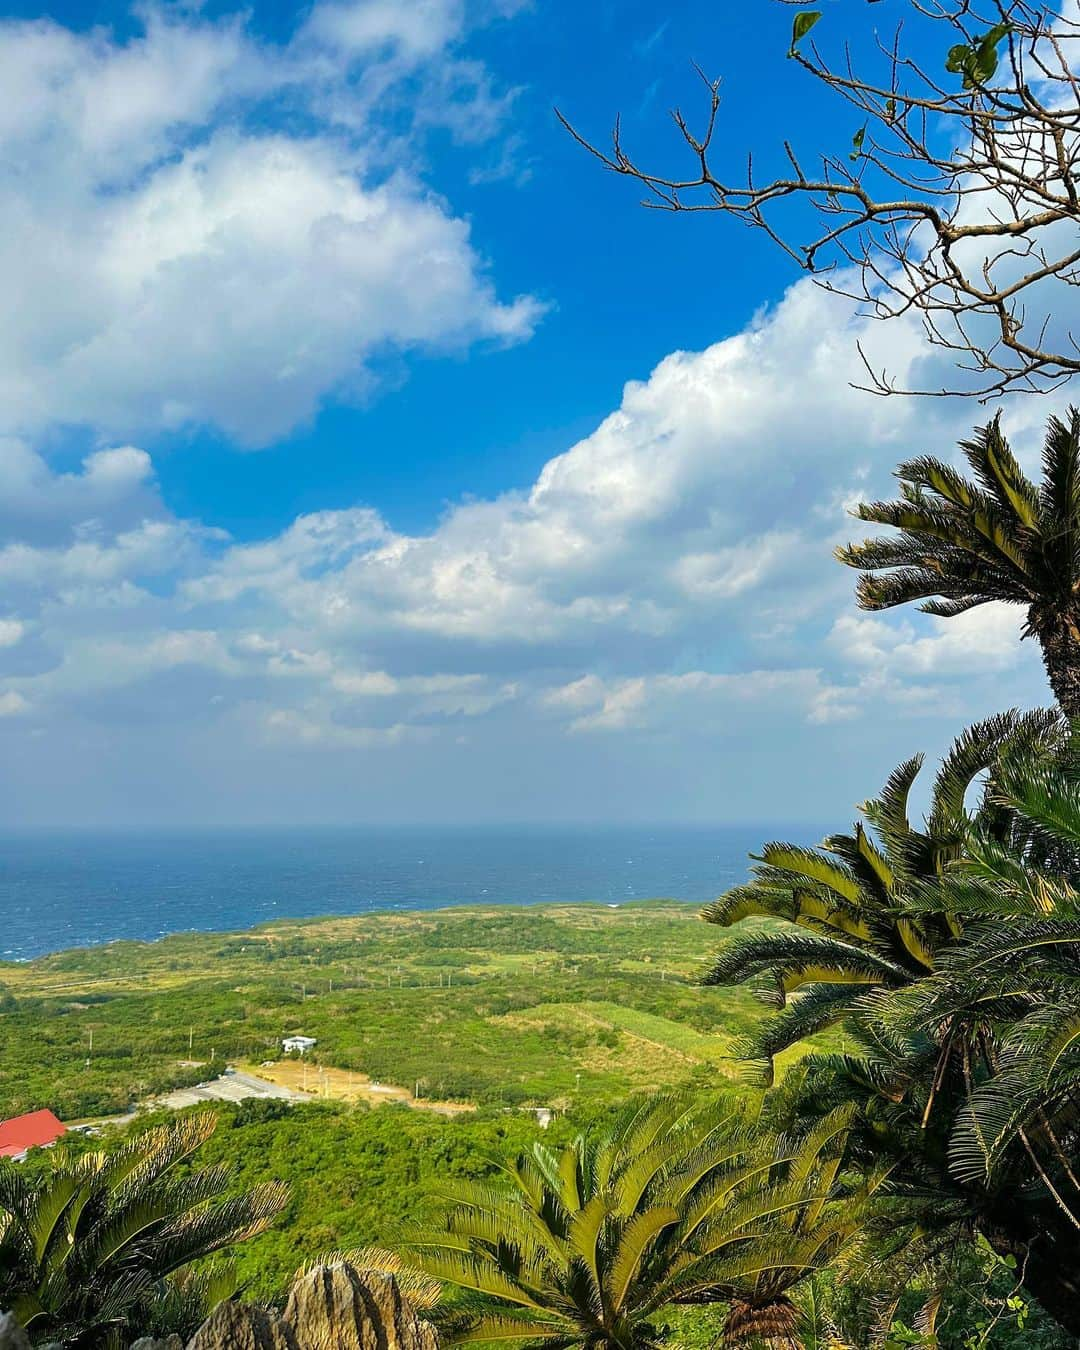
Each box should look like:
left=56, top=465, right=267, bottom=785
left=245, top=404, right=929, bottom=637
left=0, top=902, right=788, bottom=1121
left=0, top=901, right=840, bottom=1306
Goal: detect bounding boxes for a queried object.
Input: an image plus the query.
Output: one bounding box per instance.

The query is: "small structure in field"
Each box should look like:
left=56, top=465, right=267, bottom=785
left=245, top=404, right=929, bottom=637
left=282, top=1035, right=317, bottom=1055
left=0, top=1108, right=67, bottom=1161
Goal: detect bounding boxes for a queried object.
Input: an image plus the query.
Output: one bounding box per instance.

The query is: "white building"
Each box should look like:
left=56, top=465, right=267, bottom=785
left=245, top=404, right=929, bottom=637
left=282, top=1035, right=317, bottom=1055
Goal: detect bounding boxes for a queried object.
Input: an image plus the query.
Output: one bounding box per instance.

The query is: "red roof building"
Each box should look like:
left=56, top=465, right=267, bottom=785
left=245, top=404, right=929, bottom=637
left=0, top=1109, right=67, bottom=1160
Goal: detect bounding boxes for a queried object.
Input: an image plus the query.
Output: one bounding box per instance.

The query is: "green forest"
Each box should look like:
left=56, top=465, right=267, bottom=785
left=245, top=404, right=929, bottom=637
left=0, top=903, right=798, bottom=1121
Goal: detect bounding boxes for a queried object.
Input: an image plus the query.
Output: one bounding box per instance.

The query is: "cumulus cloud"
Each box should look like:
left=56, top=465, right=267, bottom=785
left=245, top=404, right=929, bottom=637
left=263, top=708, right=432, bottom=749
left=831, top=607, right=1029, bottom=678
left=0, top=691, right=29, bottom=718
left=178, top=280, right=962, bottom=658
left=301, top=0, right=463, bottom=59
left=540, top=669, right=847, bottom=734
left=0, top=2, right=541, bottom=446
left=0, top=259, right=1059, bottom=826
left=0, top=443, right=159, bottom=545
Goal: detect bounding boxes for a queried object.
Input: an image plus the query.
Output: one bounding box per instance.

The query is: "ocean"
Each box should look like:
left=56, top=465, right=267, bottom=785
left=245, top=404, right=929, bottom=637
left=0, top=823, right=825, bottom=960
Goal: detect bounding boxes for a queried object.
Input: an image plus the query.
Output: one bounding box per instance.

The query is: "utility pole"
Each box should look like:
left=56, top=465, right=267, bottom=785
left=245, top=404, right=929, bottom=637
left=189, top=1026, right=194, bottom=1054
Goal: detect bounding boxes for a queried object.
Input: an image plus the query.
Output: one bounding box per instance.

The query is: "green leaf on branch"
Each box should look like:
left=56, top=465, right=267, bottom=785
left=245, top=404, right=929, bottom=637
left=945, top=22, right=1011, bottom=88
left=850, top=124, right=867, bottom=160
left=789, top=10, right=822, bottom=56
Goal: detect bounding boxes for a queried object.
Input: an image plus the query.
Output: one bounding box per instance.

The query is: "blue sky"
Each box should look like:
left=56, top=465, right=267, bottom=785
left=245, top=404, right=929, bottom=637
left=0, top=0, right=1056, bottom=825
left=22, top=0, right=829, bottom=535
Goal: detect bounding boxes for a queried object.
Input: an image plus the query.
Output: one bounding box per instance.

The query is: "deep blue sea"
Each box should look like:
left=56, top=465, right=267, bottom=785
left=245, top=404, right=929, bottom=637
left=0, top=824, right=824, bottom=960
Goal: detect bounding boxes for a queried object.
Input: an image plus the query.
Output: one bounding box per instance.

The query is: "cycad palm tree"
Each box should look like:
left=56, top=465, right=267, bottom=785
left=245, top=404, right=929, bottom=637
left=401, top=1094, right=869, bottom=1350
left=0, top=1112, right=288, bottom=1347
left=702, top=711, right=1062, bottom=1072
left=835, top=409, right=1080, bottom=715
left=898, top=747, right=1080, bottom=1191
left=709, top=734, right=1080, bottom=1337
left=824, top=764, right=1080, bottom=1335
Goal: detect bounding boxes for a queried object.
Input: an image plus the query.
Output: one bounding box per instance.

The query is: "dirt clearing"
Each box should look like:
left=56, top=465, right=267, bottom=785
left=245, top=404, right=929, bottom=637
left=243, top=1060, right=475, bottom=1116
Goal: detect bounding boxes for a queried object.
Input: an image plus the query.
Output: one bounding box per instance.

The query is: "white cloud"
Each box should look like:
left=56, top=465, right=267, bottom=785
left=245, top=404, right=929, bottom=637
left=263, top=707, right=433, bottom=749
left=3, top=1, right=1064, bottom=827
left=300, top=0, right=463, bottom=60
left=10, top=271, right=1050, bottom=710
left=0, top=442, right=159, bottom=544
left=541, top=668, right=867, bottom=734
left=0, top=3, right=540, bottom=446
left=0, top=620, right=24, bottom=649
left=187, top=509, right=388, bottom=605
left=0, top=520, right=210, bottom=599
left=332, top=670, right=489, bottom=697
left=0, top=266, right=1056, bottom=823
left=333, top=670, right=404, bottom=696
left=181, top=279, right=943, bottom=652
left=673, top=534, right=799, bottom=599
left=831, top=606, right=1027, bottom=677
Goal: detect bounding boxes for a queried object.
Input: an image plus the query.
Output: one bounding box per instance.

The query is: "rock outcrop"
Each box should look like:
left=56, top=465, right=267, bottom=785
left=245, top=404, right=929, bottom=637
left=285, top=1266, right=440, bottom=1350
left=2, top=1265, right=441, bottom=1350
left=0, top=1313, right=29, bottom=1350
left=187, top=1300, right=293, bottom=1350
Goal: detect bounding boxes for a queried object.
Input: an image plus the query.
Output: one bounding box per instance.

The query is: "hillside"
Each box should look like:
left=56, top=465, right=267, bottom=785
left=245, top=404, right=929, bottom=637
left=0, top=901, right=796, bottom=1303
left=0, top=902, right=798, bottom=1122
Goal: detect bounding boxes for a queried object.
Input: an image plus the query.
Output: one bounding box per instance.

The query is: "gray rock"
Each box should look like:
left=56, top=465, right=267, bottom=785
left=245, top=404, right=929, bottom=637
left=10, top=1260, right=444, bottom=1349
left=0, top=1315, right=29, bottom=1350
left=186, top=1300, right=296, bottom=1350
left=281, top=1267, right=440, bottom=1350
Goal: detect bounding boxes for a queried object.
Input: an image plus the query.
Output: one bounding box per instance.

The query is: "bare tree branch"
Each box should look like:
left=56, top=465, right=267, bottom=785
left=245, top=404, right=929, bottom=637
left=558, top=0, right=1080, bottom=400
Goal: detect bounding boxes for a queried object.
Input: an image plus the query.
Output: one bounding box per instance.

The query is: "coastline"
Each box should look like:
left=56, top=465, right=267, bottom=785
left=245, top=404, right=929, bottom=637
left=0, top=895, right=697, bottom=970
left=0, top=822, right=820, bottom=960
